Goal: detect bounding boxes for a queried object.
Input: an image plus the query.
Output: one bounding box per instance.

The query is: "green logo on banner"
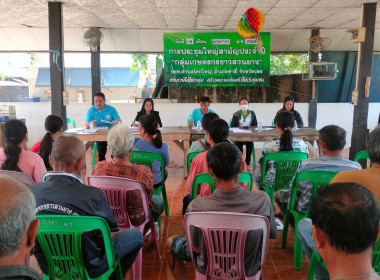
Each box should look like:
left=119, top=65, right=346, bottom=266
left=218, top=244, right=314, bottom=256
left=164, top=32, right=270, bottom=87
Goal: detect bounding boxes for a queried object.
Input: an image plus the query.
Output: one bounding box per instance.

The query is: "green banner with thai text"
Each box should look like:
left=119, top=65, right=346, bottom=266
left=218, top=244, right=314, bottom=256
left=164, top=32, right=270, bottom=87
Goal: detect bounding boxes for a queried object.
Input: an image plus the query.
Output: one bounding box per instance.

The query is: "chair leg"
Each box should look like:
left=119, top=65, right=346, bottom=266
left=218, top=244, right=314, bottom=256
left=161, top=184, right=170, bottom=217
left=133, top=248, right=143, bottom=280
left=150, top=219, right=161, bottom=259
left=307, top=252, right=318, bottom=280
left=293, top=221, right=303, bottom=270
left=251, top=142, right=256, bottom=167
left=92, top=142, right=98, bottom=167
left=280, top=211, right=291, bottom=249
left=263, top=186, right=274, bottom=206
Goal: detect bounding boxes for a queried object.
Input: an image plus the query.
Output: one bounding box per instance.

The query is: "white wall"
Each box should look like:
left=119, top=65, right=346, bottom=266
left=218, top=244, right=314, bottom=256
left=2, top=102, right=380, bottom=149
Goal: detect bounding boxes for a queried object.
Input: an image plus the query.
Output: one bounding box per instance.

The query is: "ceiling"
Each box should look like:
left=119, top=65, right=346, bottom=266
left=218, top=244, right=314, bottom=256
left=0, top=0, right=379, bottom=52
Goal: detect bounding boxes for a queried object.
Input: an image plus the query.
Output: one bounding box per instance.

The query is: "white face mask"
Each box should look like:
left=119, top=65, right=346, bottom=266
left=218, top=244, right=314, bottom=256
left=240, top=104, right=249, bottom=111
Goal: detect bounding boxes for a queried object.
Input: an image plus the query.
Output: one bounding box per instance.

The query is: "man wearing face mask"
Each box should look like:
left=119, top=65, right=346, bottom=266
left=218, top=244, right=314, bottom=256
left=230, top=97, right=258, bottom=170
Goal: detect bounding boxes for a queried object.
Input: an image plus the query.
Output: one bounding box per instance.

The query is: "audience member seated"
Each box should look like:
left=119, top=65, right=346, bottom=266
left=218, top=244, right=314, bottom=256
left=275, top=96, right=304, bottom=128
left=0, top=175, right=41, bottom=280
left=132, top=98, right=162, bottom=127
left=230, top=97, right=258, bottom=169
left=0, top=119, right=46, bottom=183
left=189, top=112, right=219, bottom=153
left=254, top=111, right=308, bottom=191
left=330, top=124, right=380, bottom=196
left=85, top=92, right=121, bottom=162
left=186, top=119, right=248, bottom=199
left=187, top=96, right=215, bottom=128
left=299, top=183, right=380, bottom=280
left=30, top=134, right=143, bottom=279
left=167, top=142, right=278, bottom=280
left=274, top=125, right=361, bottom=215
left=93, top=124, right=164, bottom=223
left=32, top=115, right=64, bottom=171
left=133, top=114, right=170, bottom=188
left=298, top=124, right=380, bottom=280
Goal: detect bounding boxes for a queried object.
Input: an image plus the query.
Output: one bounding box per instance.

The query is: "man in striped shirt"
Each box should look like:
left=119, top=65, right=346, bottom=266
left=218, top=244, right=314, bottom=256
left=274, top=125, right=361, bottom=215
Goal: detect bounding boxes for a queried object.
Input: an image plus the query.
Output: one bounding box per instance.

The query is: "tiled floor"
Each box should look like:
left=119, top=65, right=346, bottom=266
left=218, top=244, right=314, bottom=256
left=30, top=144, right=331, bottom=279
left=136, top=164, right=310, bottom=280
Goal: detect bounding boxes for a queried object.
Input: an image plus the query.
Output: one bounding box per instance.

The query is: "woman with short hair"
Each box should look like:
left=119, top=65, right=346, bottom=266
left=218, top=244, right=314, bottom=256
left=92, top=124, right=164, bottom=225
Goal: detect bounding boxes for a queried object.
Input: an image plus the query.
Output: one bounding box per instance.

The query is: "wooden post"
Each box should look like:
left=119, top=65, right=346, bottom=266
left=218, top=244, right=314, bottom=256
left=48, top=2, right=66, bottom=127
left=349, top=2, right=377, bottom=164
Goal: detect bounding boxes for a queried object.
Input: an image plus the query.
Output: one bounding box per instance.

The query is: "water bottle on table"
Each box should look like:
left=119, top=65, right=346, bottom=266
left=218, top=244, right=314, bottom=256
left=90, top=121, right=94, bottom=133
left=197, top=121, right=201, bottom=132
left=257, top=122, right=262, bottom=132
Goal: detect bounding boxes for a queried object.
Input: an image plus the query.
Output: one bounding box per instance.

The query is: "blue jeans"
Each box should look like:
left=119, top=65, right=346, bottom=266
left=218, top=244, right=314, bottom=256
left=150, top=194, right=164, bottom=221
left=297, top=218, right=330, bottom=280
left=112, top=228, right=144, bottom=278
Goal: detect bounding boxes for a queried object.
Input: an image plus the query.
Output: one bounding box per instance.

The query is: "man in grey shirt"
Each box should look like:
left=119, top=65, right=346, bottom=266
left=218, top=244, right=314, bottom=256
left=274, top=125, right=361, bottom=215
left=167, top=142, right=278, bottom=280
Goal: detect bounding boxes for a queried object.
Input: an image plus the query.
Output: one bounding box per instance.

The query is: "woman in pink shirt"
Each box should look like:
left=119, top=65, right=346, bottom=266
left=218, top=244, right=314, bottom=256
left=0, top=119, right=46, bottom=182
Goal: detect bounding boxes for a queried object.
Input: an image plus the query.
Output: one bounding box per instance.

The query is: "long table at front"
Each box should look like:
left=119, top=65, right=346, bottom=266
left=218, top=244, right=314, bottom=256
left=192, top=127, right=321, bottom=158
left=67, top=126, right=320, bottom=176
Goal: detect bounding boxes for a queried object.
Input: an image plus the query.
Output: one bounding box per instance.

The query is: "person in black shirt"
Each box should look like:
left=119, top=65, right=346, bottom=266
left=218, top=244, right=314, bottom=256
left=275, top=96, right=304, bottom=128
left=132, top=98, right=162, bottom=127
left=31, top=134, right=143, bottom=278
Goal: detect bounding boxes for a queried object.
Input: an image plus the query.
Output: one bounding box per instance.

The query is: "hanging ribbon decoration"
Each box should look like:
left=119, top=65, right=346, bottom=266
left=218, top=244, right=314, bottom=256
left=237, top=8, right=265, bottom=53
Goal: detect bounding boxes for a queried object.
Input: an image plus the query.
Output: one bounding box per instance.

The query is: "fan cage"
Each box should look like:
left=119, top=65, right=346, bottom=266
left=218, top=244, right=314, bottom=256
left=302, top=62, right=337, bottom=80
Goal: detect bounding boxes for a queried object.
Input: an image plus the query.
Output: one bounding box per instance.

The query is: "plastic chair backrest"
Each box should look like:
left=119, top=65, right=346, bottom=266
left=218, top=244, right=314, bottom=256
left=130, top=150, right=166, bottom=182
left=353, top=150, right=372, bottom=167
left=67, top=118, right=76, bottom=128
left=192, top=172, right=252, bottom=199
left=372, top=236, right=380, bottom=273
left=36, top=215, right=122, bottom=280
left=184, top=212, right=269, bottom=280
left=87, top=176, right=150, bottom=231
left=289, top=170, right=339, bottom=216
left=0, top=170, right=35, bottom=186
left=261, top=151, right=308, bottom=204
left=87, top=176, right=160, bottom=280
left=238, top=171, right=253, bottom=192
left=192, top=172, right=216, bottom=199
left=187, top=151, right=202, bottom=173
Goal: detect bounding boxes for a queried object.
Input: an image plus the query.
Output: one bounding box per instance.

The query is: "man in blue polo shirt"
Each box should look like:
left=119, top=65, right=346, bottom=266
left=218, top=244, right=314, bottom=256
left=85, top=92, right=121, bottom=161
left=188, top=96, right=215, bottom=128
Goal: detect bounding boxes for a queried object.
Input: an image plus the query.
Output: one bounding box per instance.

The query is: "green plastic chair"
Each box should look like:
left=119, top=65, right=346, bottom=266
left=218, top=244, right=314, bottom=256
left=308, top=235, right=380, bottom=279
left=260, top=151, right=308, bottom=206
left=92, top=142, right=98, bottom=167
left=67, top=118, right=76, bottom=128
left=191, top=172, right=216, bottom=199
left=238, top=171, right=253, bottom=191
left=192, top=171, right=253, bottom=199
left=307, top=251, right=327, bottom=280
left=187, top=115, right=192, bottom=125
left=353, top=150, right=372, bottom=167
left=130, top=150, right=170, bottom=220
left=36, top=215, right=123, bottom=280
left=373, top=237, right=380, bottom=273
left=187, top=151, right=202, bottom=173
left=281, top=170, right=338, bottom=270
